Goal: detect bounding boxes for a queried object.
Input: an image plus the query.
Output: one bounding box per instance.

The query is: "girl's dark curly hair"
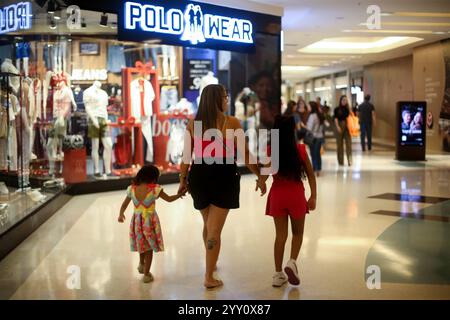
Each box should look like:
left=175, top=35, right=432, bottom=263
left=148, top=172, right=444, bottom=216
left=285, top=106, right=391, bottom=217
left=132, top=165, right=160, bottom=185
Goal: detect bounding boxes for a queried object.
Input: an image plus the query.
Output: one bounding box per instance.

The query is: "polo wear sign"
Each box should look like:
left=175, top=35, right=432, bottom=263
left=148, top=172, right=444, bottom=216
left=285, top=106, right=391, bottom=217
left=119, top=0, right=256, bottom=52
left=0, top=2, right=32, bottom=34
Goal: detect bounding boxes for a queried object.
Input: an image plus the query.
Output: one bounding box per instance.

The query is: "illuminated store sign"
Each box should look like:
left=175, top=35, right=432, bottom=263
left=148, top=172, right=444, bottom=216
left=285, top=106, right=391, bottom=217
left=0, top=2, right=32, bottom=35
left=121, top=1, right=255, bottom=50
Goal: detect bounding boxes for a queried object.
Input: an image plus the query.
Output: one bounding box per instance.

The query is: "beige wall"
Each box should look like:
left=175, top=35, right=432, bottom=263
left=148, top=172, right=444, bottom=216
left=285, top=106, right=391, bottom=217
left=363, top=55, right=414, bottom=142
left=413, top=42, right=446, bottom=152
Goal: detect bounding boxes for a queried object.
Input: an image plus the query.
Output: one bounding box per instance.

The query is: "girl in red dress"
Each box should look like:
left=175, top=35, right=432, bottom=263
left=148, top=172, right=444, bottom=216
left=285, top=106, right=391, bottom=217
left=264, top=115, right=317, bottom=287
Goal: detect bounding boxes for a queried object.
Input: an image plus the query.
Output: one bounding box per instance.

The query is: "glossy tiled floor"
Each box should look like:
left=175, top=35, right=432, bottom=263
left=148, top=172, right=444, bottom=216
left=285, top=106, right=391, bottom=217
left=1, top=146, right=450, bottom=300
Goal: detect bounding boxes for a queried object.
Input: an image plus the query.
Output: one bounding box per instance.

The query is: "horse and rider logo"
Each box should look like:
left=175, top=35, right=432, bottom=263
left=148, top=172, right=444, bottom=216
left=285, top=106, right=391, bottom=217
left=181, top=3, right=206, bottom=45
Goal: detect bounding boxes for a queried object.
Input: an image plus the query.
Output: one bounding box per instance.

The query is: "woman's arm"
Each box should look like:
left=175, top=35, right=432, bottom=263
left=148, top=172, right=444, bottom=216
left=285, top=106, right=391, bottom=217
left=304, top=154, right=317, bottom=211
left=178, top=120, right=194, bottom=194
left=118, top=197, right=131, bottom=222
left=230, top=117, right=266, bottom=195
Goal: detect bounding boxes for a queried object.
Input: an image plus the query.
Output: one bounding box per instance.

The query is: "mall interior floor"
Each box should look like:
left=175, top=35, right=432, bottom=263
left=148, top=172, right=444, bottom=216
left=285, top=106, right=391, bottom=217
left=0, top=146, right=449, bottom=299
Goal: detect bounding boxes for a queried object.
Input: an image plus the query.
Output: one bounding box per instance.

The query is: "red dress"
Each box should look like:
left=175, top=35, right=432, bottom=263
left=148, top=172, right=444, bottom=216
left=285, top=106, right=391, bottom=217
left=265, top=144, right=309, bottom=219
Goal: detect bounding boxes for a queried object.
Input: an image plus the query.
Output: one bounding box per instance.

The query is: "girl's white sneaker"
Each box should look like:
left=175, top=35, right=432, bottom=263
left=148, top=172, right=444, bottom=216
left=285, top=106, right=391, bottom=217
left=272, top=272, right=287, bottom=287
left=143, top=273, right=154, bottom=283
left=284, top=259, right=300, bottom=285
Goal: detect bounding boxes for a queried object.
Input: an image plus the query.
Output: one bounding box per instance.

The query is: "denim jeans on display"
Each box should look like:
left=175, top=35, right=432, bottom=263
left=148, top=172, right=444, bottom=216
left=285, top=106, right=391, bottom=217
left=107, top=45, right=126, bottom=73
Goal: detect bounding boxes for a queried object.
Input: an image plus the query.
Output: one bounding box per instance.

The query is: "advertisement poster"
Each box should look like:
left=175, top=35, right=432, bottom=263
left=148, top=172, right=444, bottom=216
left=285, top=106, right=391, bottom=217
left=184, top=59, right=213, bottom=91
left=399, top=103, right=426, bottom=146
left=440, top=40, right=450, bottom=151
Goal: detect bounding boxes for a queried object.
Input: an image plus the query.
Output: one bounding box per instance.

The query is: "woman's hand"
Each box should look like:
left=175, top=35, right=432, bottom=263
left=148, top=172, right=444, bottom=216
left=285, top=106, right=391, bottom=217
left=255, top=177, right=267, bottom=196
left=178, top=178, right=188, bottom=195
left=307, top=197, right=316, bottom=211
left=118, top=214, right=125, bottom=223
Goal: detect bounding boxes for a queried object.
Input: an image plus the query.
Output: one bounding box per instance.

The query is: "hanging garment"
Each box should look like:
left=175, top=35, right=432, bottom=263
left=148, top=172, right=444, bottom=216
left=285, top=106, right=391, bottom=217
left=107, top=45, right=126, bottom=73
left=31, top=78, right=42, bottom=122
left=165, top=120, right=186, bottom=165
left=114, top=132, right=132, bottom=167
left=130, top=78, right=155, bottom=162
left=73, top=87, right=85, bottom=112
left=160, top=86, right=179, bottom=111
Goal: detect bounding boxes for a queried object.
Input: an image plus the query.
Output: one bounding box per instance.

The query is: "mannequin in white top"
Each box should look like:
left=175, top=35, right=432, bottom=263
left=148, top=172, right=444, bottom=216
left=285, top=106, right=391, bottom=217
left=1, top=59, right=20, bottom=94
left=46, top=80, right=76, bottom=176
left=84, top=81, right=112, bottom=177
left=197, top=71, right=219, bottom=105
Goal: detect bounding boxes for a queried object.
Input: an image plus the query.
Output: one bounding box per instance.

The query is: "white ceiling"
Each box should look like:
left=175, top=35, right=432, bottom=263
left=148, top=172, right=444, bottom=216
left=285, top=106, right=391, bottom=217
left=250, top=0, right=450, bottom=83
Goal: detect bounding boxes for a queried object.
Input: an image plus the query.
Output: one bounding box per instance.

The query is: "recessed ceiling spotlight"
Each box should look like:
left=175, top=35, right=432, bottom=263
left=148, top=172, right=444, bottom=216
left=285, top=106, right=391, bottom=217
left=433, top=31, right=446, bottom=35
left=48, top=14, right=57, bottom=30
left=99, top=13, right=108, bottom=27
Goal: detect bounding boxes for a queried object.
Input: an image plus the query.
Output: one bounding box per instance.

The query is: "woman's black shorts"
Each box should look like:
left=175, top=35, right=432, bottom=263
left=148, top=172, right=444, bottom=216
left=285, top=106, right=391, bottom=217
left=188, top=162, right=240, bottom=210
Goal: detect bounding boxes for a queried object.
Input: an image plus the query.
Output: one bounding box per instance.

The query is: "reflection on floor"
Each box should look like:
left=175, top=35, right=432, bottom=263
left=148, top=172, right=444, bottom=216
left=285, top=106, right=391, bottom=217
left=0, top=147, right=449, bottom=300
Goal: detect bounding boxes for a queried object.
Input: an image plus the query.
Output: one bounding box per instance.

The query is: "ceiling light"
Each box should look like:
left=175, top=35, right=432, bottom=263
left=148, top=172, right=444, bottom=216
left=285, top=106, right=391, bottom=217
left=433, top=31, right=446, bottom=35
left=336, top=84, right=347, bottom=89
left=99, top=13, right=108, bottom=27
left=281, top=66, right=313, bottom=72
left=391, top=12, right=450, bottom=18
left=315, top=87, right=331, bottom=92
left=342, top=29, right=433, bottom=34
left=381, top=12, right=393, bottom=16
left=299, top=37, right=423, bottom=54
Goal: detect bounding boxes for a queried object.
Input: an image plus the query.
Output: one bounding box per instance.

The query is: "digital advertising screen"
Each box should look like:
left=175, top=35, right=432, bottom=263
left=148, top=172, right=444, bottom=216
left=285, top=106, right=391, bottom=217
left=399, top=102, right=426, bottom=146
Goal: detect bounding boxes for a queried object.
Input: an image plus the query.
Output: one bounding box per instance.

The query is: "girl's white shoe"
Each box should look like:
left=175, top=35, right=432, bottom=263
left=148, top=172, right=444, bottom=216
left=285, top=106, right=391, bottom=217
left=284, top=259, right=300, bottom=285
left=143, top=273, right=154, bottom=283
left=272, top=272, right=287, bottom=287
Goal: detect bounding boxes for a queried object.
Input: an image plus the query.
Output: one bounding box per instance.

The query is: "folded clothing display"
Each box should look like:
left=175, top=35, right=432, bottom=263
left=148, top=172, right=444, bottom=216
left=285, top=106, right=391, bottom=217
left=43, top=178, right=65, bottom=189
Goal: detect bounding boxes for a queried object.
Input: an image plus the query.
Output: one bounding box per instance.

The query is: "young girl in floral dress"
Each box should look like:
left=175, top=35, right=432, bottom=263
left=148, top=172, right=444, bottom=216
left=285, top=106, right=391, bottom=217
left=118, top=165, right=185, bottom=283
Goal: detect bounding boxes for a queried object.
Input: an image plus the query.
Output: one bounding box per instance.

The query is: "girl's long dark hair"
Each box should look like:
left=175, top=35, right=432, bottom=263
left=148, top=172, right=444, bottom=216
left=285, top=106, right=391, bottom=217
left=195, top=84, right=226, bottom=134
left=309, top=101, right=325, bottom=124
left=132, top=165, right=160, bottom=185
left=274, top=115, right=306, bottom=181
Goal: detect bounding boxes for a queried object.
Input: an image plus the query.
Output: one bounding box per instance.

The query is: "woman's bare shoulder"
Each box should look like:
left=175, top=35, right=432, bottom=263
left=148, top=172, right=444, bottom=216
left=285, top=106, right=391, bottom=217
left=226, top=115, right=242, bottom=129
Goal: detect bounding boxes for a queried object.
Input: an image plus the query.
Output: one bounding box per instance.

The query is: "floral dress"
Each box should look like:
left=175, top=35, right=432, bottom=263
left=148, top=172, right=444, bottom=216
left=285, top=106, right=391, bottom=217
left=127, top=184, right=164, bottom=253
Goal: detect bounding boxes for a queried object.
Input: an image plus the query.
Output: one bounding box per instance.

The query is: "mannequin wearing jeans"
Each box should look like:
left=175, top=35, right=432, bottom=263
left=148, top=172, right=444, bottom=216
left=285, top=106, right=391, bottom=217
left=84, top=81, right=112, bottom=177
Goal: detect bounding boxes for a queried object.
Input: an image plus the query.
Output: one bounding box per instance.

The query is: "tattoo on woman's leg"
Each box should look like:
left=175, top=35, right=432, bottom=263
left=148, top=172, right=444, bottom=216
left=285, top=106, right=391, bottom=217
left=207, top=239, right=217, bottom=250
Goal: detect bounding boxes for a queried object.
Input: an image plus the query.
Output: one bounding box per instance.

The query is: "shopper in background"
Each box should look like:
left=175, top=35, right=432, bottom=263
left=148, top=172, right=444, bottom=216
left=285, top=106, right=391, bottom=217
left=296, top=98, right=310, bottom=141
left=334, top=95, right=352, bottom=166
left=178, top=84, right=266, bottom=289
left=283, top=100, right=302, bottom=133
left=261, top=115, right=317, bottom=287
left=118, top=165, right=186, bottom=283
left=306, top=101, right=325, bottom=176
left=315, top=97, right=323, bottom=113
left=357, top=94, right=376, bottom=152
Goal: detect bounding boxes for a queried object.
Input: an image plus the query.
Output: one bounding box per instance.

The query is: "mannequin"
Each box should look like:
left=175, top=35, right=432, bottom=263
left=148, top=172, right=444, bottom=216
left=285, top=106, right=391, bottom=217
left=130, top=76, right=155, bottom=163
left=0, top=88, right=20, bottom=172
left=1, top=59, right=20, bottom=94
left=197, top=71, right=218, bottom=105
left=46, top=80, right=76, bottom=176
left=84, top=81, right=113, bottom=177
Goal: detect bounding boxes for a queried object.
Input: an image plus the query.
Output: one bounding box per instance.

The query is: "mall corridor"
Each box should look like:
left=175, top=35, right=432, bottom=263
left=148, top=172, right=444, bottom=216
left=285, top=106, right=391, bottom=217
left=1, top=148, right=449, bottom=300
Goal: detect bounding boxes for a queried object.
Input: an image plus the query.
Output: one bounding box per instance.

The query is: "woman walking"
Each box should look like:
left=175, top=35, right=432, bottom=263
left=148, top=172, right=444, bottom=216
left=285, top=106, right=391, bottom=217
left=306, top=101, right=325, bottom=176
left=334, top=96, right=352, bottom=166
left=178, top=84, right=266, bottom=289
